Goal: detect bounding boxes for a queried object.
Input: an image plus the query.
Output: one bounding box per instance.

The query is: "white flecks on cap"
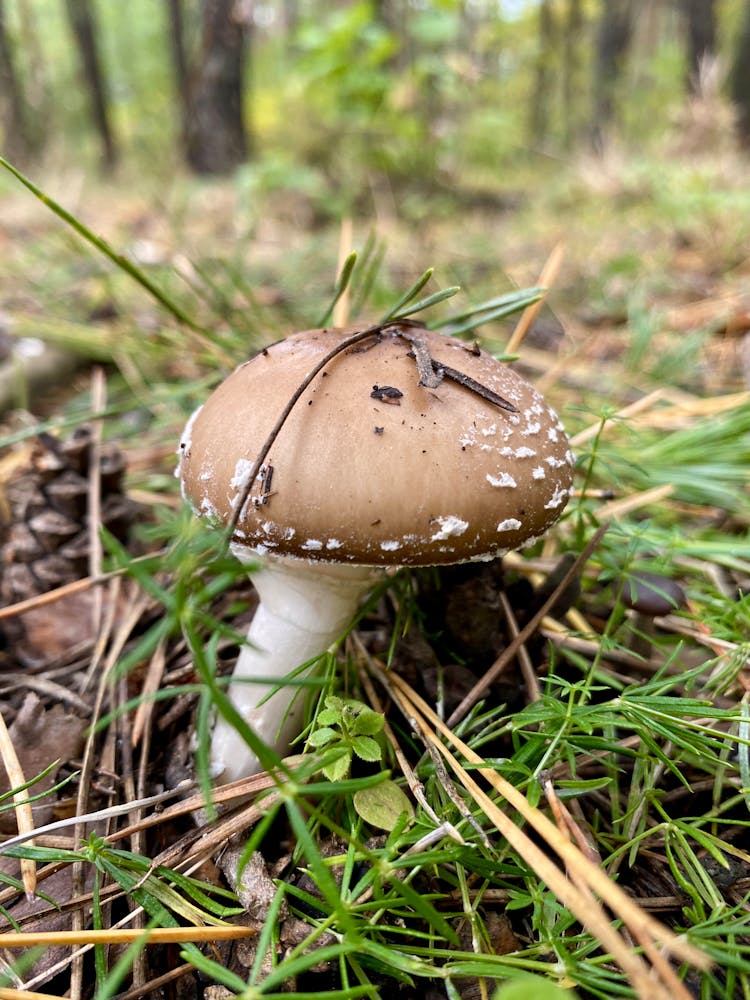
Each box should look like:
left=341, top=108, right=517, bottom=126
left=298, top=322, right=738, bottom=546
left=175, top=404, right=203, bottom=474
left=381, top=539, right=402, bottom=551
left=326, top=538, right=343, bottom=549
left=199, top=496, right=219, bottom=519
left=544, top=485, right=570, bottom=510
left=547, top=427, right=559, bottom=442
left=514, top=446, right=537, bottom=458
left=522, top=421, right=542, bottom=437
left=497, top=518, right=522, bottom=532
left=230, top=457, right=257, bottom=494
left=430, top=515, right=469, bottom=541
left=301, top=538, right=324, bottom=551
left=486, top=472, right=517, bottom=488
left=545, top=455, right=567, bottom=468
left=532, top=466, right=546, bottom=480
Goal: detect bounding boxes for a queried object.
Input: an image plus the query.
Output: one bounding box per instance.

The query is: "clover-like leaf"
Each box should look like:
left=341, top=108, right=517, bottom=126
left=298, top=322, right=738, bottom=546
left=351, top=735, right=382, bottom=762
left=493, top=976, right=580, bottom=1000
left=353, top=780, right=414, bottom=831
left=351, top=708, right=385, bottom=737
left=322, top=748, right=352, bottom=782
left=307, top=727, right=338, bottom=748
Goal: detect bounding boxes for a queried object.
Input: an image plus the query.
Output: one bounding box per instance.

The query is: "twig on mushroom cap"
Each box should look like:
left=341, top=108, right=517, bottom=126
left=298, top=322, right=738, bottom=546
left=227, top=323, right=385, bottom=533
left=428, top=358, right=520, bottom=412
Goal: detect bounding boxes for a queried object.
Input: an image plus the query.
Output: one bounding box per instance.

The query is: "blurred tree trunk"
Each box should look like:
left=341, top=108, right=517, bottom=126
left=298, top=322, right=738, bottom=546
left=17, top=0, right=50, bottom=137
left=528, top=0, right=555, bottom=145
left=166, top=0, right=190, bottom=149
left=184, top=0, right=249, bottom=175
left=64, top=0, right=117, bottom=168
left=561, top=0, right=583, bottom=148
left=372, top=0, right=407, bottom=71
left=280, top=0, right=299, bottom=54
left=591, top=0, right=634, bottom=151
left=730, top=0, right=750, bottom=145
left=683, top=0, right=716, bottom=91
left=0, top=0, right=33, bottom=160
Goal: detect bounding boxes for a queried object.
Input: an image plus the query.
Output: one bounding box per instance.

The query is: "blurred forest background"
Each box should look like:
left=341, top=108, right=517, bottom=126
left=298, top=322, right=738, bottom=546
left=2, top=0, right=750, bottom=398
left=2, top=0, right=750, bottom=198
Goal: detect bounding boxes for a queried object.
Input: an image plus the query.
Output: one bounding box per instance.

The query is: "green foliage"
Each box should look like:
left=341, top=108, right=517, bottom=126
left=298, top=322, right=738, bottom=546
left=308, top=695, right=384, bottom=782
left=493, top=976, right=580, bottom=1000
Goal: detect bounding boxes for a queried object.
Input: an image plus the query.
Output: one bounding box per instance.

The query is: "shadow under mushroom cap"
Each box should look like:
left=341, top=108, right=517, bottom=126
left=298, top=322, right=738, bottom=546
left=178, top=326, right=575, bottom=566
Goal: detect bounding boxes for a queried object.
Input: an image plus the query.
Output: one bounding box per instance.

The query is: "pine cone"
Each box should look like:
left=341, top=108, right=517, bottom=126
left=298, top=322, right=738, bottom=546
left=1, top=426, right=140, bottom=664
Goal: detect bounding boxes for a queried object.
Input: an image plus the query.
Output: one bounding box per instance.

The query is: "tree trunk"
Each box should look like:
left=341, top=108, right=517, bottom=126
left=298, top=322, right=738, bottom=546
left=528, top=0, right=555, bottom=146
left=64, top=0, right=117, bottom=168
left=591, top=0, right=634, bottom=151
left=683, top=0, right=716, bottom=92
left=184, top=0, right=249, bottom=175
left=730, top=0, right=750, bottom=145
left=0, top=0, right=33, bottom=160
left=17, top=0, right=50, bottom=137
left=166, top=0, right=190, bottom=148
left=561, top=0, right=583, bottom=148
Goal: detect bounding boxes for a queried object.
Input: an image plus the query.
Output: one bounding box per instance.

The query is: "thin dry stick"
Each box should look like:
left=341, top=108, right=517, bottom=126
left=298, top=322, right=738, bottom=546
left=131, top=635, right=167, bottom=747
left=506, top=243, right=565, bottom=355
left=569, top=388, right=670, bottom=448
left=498, top=591, right=541, bottom=702
left=0, top=712, right=36, bottom=898
left=105, top=962, right=194, bottom=1000
left=115, top=676, right=148, bottom=992
left=0, top=926, right=256, bottom=948
left=333, top=217, right=353, bottom=327
left=0, top=555, right=157, bottom=622
left=539, top=771, right=599, bottom=862
left=596, top=483, right=674, bottom=521
left=446, top=526, right=607, bottom=729
left=391, top=672, right=709, bottom=972
left=0, top=990, right=62, bottom=1000
left=87, top=368, right=106, bottom=638
left=70, top=587, right=150, bottom=1000
left=83, top=573, right=123, bottom=691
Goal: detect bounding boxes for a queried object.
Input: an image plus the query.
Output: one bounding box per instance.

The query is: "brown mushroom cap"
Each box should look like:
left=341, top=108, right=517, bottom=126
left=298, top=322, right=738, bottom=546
left=179, top=325, right=574, bottom=566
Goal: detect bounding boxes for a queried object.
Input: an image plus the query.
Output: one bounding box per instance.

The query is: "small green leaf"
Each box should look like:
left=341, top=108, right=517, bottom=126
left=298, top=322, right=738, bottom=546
left=352, top=709, right=385, bottom=737
left=351, top=735, right=382, bottom=762
left=322, top=749, right=352, bottom=782
left=317, top=708, right=341, bottom=727
left=493, top=975, right=580, bottom=1000
left=307, top=727, right=338, bottom=748
left=353, top=780, right=414, bottom=831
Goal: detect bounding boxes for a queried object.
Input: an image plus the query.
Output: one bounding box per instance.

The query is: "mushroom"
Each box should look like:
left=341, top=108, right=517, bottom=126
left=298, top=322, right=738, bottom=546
left=178, top=323, right=575, bottom=782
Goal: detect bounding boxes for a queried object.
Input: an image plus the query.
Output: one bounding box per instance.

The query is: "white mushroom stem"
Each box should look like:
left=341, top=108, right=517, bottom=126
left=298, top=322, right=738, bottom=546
left=211, top=553, right=380, bottom=783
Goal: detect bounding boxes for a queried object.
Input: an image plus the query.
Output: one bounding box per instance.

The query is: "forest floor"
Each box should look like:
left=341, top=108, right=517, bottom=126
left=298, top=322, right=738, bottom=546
left=0, top=143, right=749, bottom=1000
